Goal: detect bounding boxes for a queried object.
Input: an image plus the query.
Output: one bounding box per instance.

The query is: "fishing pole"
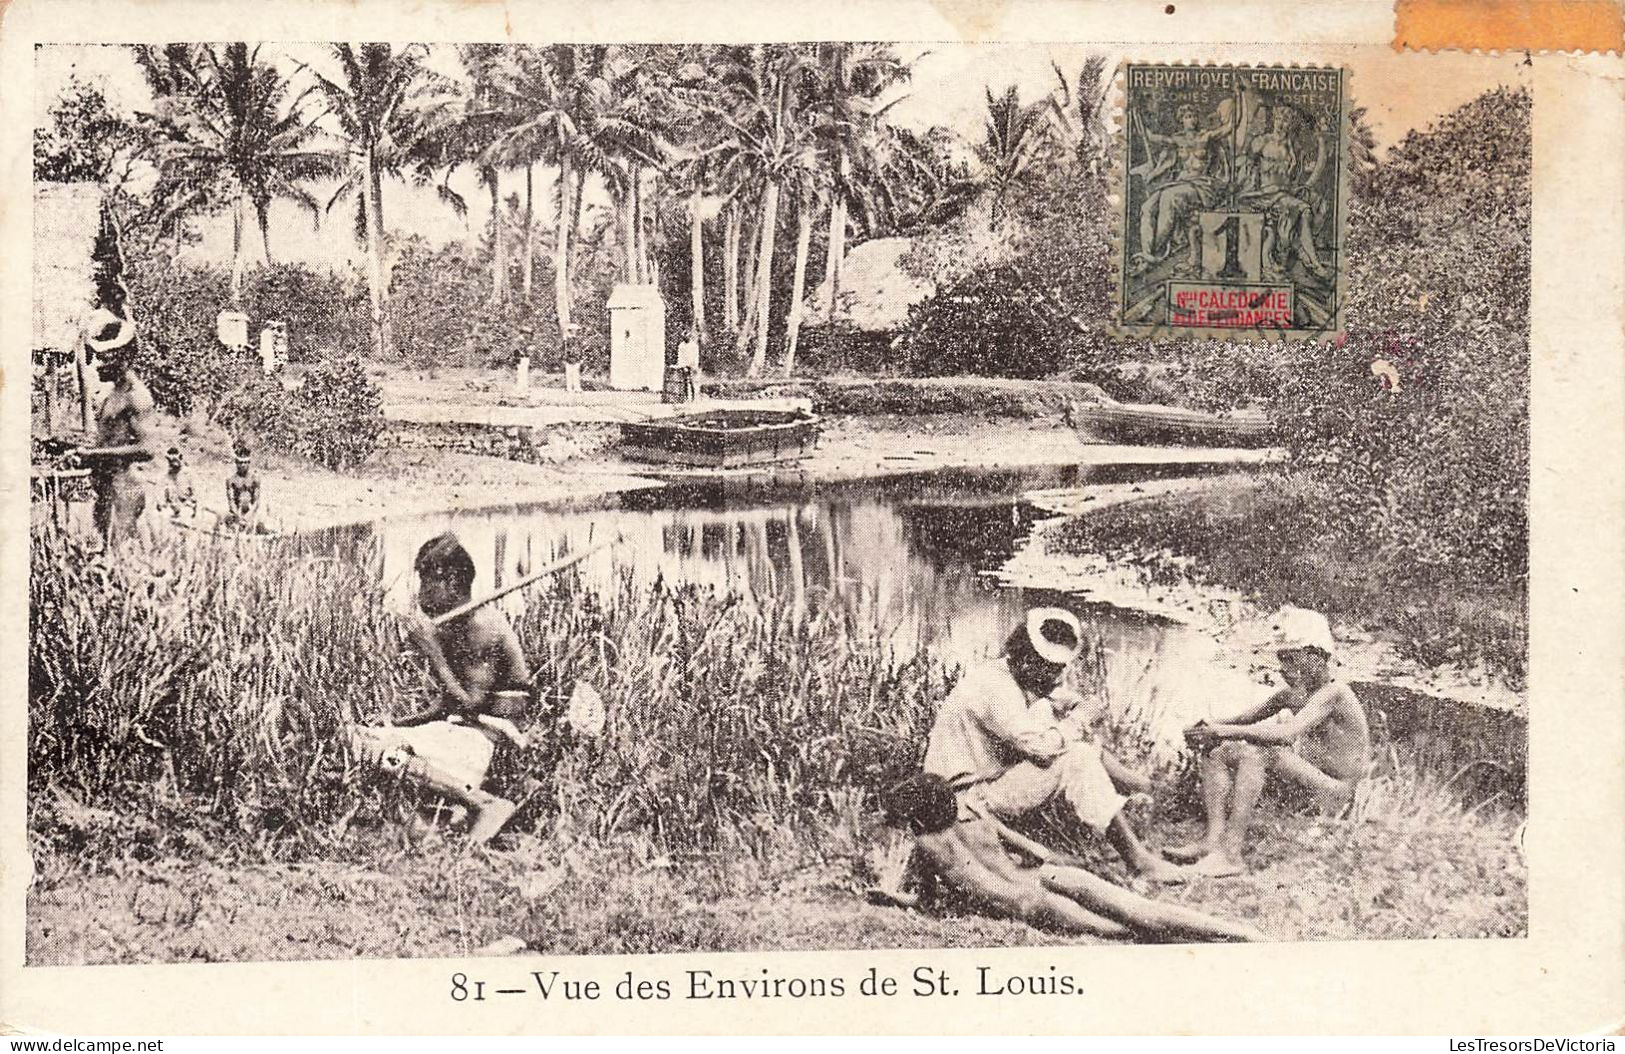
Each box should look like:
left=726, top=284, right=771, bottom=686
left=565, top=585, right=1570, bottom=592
left=429, top=531, right=627, bottom=627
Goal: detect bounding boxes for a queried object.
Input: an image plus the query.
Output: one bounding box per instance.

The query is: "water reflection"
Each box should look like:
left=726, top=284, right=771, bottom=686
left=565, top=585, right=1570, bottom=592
left=356, top=462, right=1264, bottom=750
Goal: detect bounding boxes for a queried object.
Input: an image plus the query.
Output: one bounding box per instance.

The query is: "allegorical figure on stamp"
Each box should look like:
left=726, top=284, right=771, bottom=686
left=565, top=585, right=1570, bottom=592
left=1237, top=105, right=1335, bottom=279
left=1131, top=99, right=1237, bottom=273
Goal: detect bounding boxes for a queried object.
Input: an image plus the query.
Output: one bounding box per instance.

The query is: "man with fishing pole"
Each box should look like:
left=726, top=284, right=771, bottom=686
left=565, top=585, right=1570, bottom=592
left=350, top=532, right=616, bottom=845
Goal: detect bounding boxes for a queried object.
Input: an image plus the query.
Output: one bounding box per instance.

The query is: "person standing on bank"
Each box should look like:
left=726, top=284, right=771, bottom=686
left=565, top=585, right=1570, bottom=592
left=923, top=607, right=1190, bottom=884
left=66, top=309, right=156, bottom=548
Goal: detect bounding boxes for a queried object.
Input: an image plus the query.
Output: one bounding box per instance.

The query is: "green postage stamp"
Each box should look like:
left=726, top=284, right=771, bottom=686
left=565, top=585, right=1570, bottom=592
left=1115, top=63, right=1349, bottom=340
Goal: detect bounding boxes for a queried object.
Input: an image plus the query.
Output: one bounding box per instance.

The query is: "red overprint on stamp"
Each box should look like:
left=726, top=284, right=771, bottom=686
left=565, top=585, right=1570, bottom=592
left=1168, top=283, right=1293, bottom=328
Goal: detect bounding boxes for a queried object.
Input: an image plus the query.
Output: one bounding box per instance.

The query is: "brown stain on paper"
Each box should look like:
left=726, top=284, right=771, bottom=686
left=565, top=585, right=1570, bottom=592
left=1394, top=0, right=1624, bottom=52
left=928, top=0, right=1015, bottom=41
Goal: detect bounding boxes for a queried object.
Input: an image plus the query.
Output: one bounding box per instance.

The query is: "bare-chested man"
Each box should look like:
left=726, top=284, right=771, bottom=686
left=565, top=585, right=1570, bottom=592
left=348, top=533, right=532, bottom=844
left=223, top=441, right=265, bottom=532
left=67, top=312, right=156, bottom=547
left=1165, top=607, right=1371, bottom=877
left=880, top=772, right=1262, bottom=942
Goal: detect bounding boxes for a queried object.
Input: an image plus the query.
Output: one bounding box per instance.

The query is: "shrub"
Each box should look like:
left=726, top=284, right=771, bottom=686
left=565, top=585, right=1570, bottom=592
left=242, top=264, right=370, bottom=363
left=212, top=357, right=385, bottom=471
left=295, top=357, right=385, bottom=470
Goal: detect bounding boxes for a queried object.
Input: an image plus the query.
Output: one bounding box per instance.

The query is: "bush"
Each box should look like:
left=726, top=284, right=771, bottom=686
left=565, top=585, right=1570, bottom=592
left=295, top=358, right=385, bottom=470
left=1274, top=87, right=1531, bottom=586
left=243, top=264, right=370, bottom=363
left=213, top=356, right=385, bottom=471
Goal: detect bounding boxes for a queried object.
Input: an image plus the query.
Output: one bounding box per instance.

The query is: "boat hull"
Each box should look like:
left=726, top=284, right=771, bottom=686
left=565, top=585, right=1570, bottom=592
left=620, top=409, right=821, bottom=468
left=1071, top=403, right=1275, bottom=448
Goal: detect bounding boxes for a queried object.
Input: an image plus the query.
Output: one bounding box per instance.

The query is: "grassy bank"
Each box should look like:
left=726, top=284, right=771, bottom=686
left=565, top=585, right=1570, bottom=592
left=27, top=524, right=1525, bottom=964
left=1049, top=473, right=1528, bottom=689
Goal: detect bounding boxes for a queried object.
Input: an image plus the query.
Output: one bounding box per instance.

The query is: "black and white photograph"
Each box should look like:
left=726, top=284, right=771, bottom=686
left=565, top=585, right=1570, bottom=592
left=23, top=32, right=1537, bottom=971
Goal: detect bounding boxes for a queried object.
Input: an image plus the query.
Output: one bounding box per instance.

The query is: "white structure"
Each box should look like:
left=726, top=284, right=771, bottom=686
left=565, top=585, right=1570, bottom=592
left=516, top=355, right=531, bottom=394
left=607, top=283, right=666, bottom=392
left=258, top=320, right=288, bottom=374
left=217, top=309, right=250, bottom=351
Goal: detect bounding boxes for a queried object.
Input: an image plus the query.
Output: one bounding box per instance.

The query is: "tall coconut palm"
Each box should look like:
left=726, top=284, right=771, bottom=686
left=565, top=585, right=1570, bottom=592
left=710, top=45, right=820, bottom=376
left=811, top=43, right=913, bottom=325
left=302, top=43, right=458, bottom=358
left=135, top=43, right=343, bottom=302
left=476, top=45, right=667, bottom=338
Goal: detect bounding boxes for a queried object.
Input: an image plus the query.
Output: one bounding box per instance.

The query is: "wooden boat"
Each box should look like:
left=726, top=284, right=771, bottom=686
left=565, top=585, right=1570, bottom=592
left=1069, top=401, right=1275, bottom=448
left=620, top=408, right=821, bottom=468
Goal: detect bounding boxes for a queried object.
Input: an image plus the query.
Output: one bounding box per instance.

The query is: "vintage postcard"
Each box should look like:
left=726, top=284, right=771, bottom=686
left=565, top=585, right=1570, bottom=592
left=1, top=0, right=1621, bottom=1039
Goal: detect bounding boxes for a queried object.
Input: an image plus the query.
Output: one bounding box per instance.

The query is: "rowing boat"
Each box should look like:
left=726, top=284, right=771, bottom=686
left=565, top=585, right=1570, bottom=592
left=1069, top=401, right=1275, bottom=448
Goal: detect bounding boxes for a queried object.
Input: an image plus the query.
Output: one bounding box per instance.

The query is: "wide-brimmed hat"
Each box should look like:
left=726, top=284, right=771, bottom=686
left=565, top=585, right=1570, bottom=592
left=1265, top=605, right=1335, bottom=657
left=85, top=308, right=135, bottom=356
left=1025, top=607, right=1084, bottom=665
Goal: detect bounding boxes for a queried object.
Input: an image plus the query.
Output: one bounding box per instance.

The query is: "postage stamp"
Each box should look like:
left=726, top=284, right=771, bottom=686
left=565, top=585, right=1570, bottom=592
left=1114, top=63, right=1348, bottom=340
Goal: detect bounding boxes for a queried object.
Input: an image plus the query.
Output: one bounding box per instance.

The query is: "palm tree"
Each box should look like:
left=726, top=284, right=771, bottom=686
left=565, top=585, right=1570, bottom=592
left=977, top=83, right=1052, bottom=222
left=302, top=43, right=458, bottom=357
left=811, top=44, right=913, bottom=325
left=476, top=45, right=667, bottom=338
left=710, top=45, right=820, bottom=376
left=135, top=43, right=342, bottom=302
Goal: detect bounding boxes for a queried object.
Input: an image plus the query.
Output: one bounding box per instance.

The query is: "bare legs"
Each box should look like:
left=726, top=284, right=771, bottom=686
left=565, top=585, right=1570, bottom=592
left=349, top=727, right=517, bottom=845
left=1166, top=741, right=1354, bottom=876
left=1105, top=812, right=1190, bottom=885
left=1040, top=864, right=1264, bottom=942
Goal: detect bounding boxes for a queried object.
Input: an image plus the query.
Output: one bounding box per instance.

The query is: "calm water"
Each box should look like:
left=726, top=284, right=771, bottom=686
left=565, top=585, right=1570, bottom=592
left=348, top=461, right=1270, bottom=753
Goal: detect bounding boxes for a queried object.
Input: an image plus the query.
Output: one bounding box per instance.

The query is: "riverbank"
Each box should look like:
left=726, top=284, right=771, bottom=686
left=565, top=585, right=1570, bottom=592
left=144, top=408, right=1275, bottom=534
left=1015, top=473, right=1527, bottom=715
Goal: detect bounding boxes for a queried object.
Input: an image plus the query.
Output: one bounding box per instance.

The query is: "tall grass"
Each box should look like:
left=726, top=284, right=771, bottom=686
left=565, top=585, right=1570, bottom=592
left=28, top=523, right=951, bottom=859
left=29, top=520, right=1522, bottom=877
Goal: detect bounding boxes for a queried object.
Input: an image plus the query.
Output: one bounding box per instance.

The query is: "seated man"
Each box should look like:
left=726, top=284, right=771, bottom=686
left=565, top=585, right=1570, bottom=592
left=923, top=607, right=1187, bottom=884
left=222, top=441, right=266, bottom=533
left=1166, top=606, right=1371, bottom=877
left=156, top=446, right=198, bottom=521
left=348, top=533, right=533, bottom=844
left=880, top=772, right=1262, bottom=942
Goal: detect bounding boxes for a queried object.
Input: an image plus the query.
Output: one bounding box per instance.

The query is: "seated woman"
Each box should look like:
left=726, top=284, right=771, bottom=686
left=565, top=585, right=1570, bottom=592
left=879, top=772, right=1264, bottom=943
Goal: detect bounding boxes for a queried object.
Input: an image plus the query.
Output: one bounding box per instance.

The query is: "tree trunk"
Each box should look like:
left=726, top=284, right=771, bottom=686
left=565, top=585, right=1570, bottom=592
left=360, top=146, right=388, bottom=357
left=689, top=187, right=706, bottom=345
left=735, top=207, right=761, bottom=356
left=782, top=202, right=812, bottom=376
left=489, top=172, right=505, bottom=305
left=230, top=194, right=245, bottom=304
left=722, top=204, right=740, bottom=331
left=747, top=181, right=780, bottom=377
left=257, top=201, right=273, bottom=268
left=824, top=194, right=847, bottom=323
left=622, top=168, right=639, bottom=283
left=632, top=167, right=646, bottom=284
left=522, top=163, right=535, bottom=300
left=570, top=164, right=586, bottom=275
left=554, top=149, right=572, bottom=337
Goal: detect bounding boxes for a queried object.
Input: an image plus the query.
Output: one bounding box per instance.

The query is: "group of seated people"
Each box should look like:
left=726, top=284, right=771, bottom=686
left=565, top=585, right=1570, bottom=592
left=336, top=529, right=1367, bottom=946
left=879, top=605, right=1371, bottom=942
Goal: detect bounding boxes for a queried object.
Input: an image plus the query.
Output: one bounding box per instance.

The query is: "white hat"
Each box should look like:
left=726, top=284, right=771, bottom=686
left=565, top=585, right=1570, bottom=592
left=1266, top=606, right=1335, bottom=657
left=1025, top=607, right=1084, bottom=665
left=85, top=307, right=134, bottom=355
